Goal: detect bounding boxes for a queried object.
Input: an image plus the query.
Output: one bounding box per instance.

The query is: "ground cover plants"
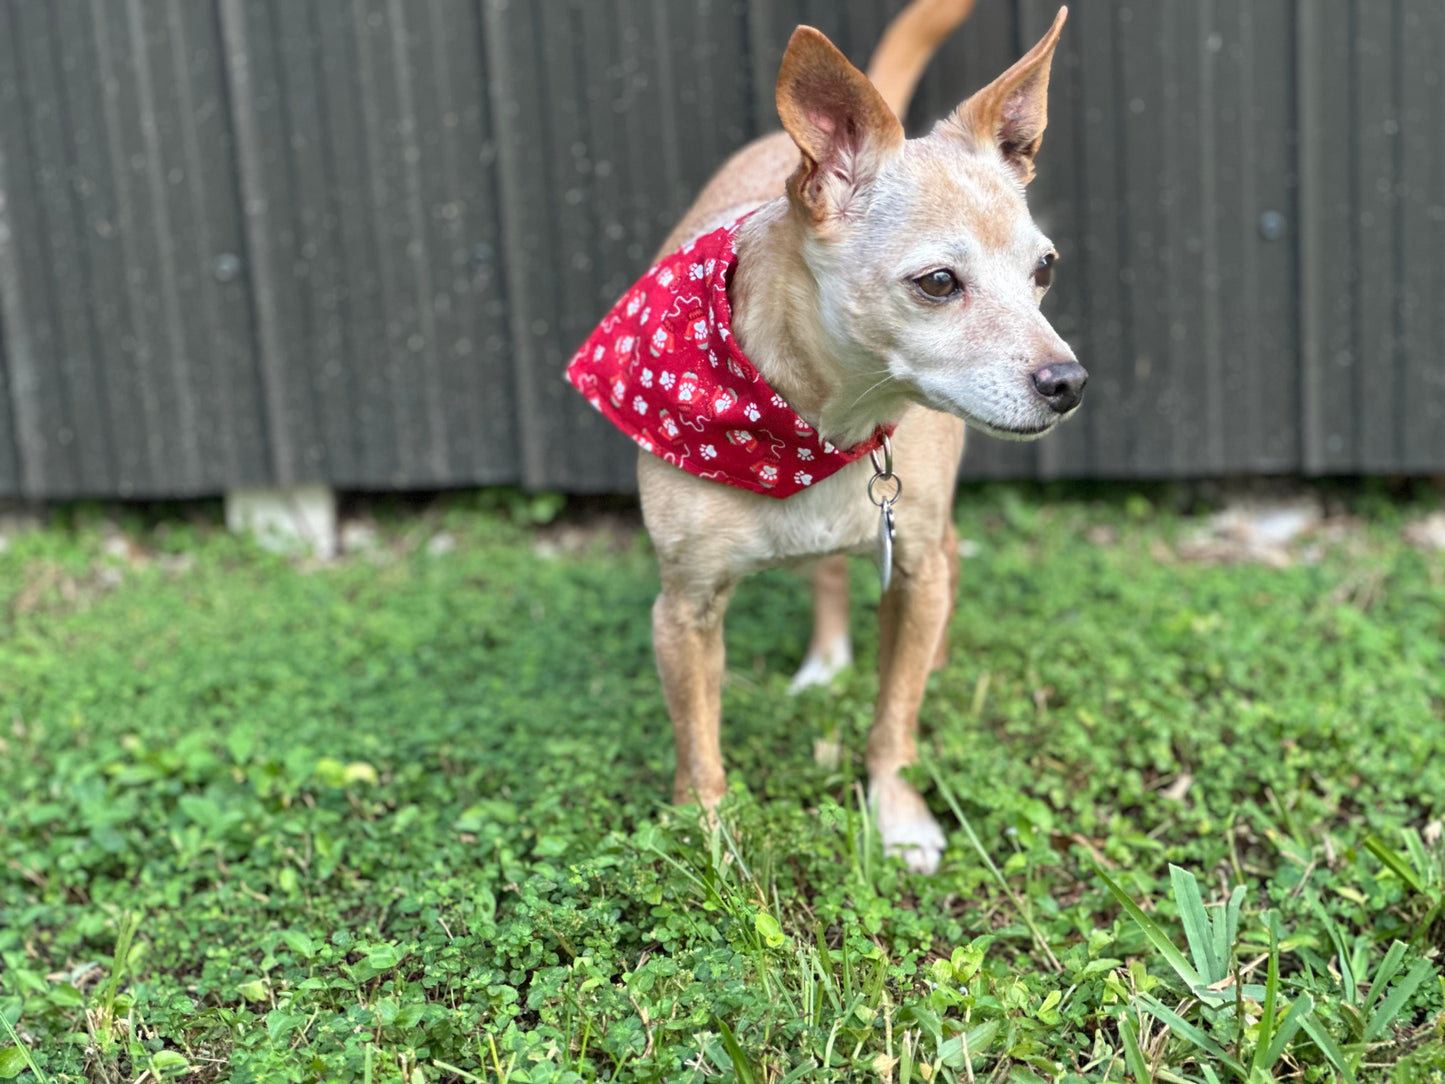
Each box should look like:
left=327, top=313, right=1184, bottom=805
left=1, top=483, right=1443, bottom=1082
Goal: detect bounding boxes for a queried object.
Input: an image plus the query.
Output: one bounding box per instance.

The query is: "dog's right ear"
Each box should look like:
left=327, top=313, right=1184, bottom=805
left=777, top=27, right=905, bottom=226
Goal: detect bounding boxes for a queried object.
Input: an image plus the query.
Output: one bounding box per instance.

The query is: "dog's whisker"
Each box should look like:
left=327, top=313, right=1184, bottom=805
left=847, top=373, right=898, bottom=413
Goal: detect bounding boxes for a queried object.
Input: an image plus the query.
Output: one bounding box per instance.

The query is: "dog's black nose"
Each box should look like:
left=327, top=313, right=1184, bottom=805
left=1031, top=360, right=1087, bottom=414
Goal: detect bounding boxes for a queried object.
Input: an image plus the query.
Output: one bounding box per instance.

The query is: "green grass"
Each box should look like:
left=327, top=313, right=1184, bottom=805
left=1, top=484, right=1443, bottom=1082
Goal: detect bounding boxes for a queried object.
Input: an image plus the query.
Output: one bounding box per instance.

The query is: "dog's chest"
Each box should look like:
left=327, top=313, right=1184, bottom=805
left=749, top=462, right=877, bottom=567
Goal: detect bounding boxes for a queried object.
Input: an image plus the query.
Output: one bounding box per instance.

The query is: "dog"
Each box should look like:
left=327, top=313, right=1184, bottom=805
left=568, top=0, right=1082, bottom=873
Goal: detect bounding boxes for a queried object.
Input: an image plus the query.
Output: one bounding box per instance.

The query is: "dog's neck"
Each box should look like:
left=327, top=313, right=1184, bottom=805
left=729, top=202, right=911, bottom=449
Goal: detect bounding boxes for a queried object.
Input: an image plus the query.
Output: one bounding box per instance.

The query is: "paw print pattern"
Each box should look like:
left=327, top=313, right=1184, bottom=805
left=565, top=214, right=891, bottom=498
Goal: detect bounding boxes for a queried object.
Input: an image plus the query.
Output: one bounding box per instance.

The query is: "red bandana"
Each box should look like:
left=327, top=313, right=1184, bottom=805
left=566, top=218, right=888, bottom=498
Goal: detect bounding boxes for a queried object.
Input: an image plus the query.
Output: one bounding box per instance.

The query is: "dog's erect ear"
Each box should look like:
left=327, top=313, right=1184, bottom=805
left=946, top=6, right=1067, bottom=184
left=777, top=26, right=905, bottom=224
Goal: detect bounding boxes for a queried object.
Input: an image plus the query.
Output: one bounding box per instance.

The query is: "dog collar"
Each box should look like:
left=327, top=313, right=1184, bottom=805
left=566, top=218, right=891, bottom=499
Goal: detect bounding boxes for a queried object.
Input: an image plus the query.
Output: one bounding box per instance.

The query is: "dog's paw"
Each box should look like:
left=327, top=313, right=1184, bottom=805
left=870, top=774, right=946, bottom=874
left=787, top=633, right=852, bottom=694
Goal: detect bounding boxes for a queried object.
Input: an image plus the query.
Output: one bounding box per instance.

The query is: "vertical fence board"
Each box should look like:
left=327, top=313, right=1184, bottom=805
left=0, top=4, right=76, bottom=494
left=414, top=0, right=517, bottom=484
left=1069, top=2, right=1130, bottom=476
left=89, top=0, right=168, bottom=493
left=1354, top=0, right=1402, bottom=471
left=1298, top=0, right=1357, bottom=472
left=1115, top=3, right=1179, bottom=476
left=19, top=4, right=119, bottom=494
left=1216, top=0, right=1299, bottom=472
left=1022, top=0, right=1091, bottom=480
left=271, top=0, right=352, bottom=482
left=1399, top=0, right=1445, bottom=469
left=312, top=0, right=389, bottom=485
left=360, top=0, right=446, bottom=484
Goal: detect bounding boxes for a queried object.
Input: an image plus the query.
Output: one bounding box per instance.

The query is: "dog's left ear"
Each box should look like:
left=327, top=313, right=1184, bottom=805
left=777, top=26, right=905, bottom=225
left=947, top=6, right=1067, bottom=184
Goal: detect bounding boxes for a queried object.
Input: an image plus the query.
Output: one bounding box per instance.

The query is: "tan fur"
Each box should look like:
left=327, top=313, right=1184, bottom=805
left=637, top=3, right=1076, bottom=873
left=866, top=0, right=980, bottom=117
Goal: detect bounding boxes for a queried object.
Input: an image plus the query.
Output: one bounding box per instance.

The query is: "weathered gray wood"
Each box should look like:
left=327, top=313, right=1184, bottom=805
left=1298, top=0, right=1358, bottom=472
left=1354, top=0, right=1401, bottom=471
left=1399, top=0, right=1445, bottom=470
left=0, top=3, right=76, bottom=495
left=1020, top=0, right=1090, bottom=481
left=5, top=0, right=1445, bottom=498
left=19, top=2, right=119, bottom=494
left=271, top=0, right=351, bottom=483
left=1061, top=0, right=1129, bottom=478
left=412, top=0, right=517, bottom=484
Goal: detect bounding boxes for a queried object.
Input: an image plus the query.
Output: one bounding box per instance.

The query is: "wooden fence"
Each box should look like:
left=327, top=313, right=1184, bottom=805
left=0, top=0, right=1440, bottom=499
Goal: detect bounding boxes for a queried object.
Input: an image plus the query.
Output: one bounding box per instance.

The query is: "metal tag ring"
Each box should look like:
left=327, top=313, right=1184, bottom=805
left=867, top=472, right=902, bottom=507
left=869, top=432, right=894, bottom=477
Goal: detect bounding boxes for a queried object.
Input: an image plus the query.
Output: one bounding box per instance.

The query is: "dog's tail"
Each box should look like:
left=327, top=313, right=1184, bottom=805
left=865, top=0, right=977, bottom=119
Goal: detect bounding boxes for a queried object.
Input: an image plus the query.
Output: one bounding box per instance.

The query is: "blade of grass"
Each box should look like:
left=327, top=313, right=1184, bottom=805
left=1363, top=957, right=1436, bottom=1044
left=1402, top=829, right=1434, bottom=889
left=1364, top=836, right=1427, bottom=896
left=1367, top=940, right=1409, bottom=1013
left=927, top=761, right=1062, bottom=971
left=0, top=1010, right=49, bottom=1084
left=1261, top=993, right=1315, bottom=1071
left=716, top=1019, right=756, bottom=1084
left=1117, top=1012, right=1152, bottom=1084
left=1299, top=1014, right=1357, bottom=1084
left=1248, top=912, right=1281, bottom=1080
left=1133, top=993, right=1245, bottom=1077
left=1218, top=885, right=1246, bottom=980
left=1095, top=865, right=1206, bottom=995
left=1170, top=865, right=1221, bottom=982
left=1308, top=895, right=1357, bottom=1005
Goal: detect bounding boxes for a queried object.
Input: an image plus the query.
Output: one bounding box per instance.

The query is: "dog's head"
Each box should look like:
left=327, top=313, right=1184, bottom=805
left=776, top=7, right=1082, bottom=440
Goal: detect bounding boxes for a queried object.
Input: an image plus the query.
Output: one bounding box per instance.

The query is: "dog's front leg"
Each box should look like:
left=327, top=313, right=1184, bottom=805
left=869, top=538, right=953, bottom=873
left=652, top=581, right=734, bottom=808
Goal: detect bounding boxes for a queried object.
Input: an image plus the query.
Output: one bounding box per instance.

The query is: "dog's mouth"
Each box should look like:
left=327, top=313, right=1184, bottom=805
left=964, top=414, right=1059, bottom=442
left=901, top=372, right=1082, bottom=442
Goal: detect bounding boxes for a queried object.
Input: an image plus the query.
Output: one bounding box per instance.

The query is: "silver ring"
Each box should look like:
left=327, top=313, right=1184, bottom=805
left=867, top=473, right=902, bottom=507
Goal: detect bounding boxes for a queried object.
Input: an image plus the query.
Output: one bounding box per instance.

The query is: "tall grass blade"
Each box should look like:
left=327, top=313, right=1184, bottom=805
left=1299, top=1014, right=1357, bottom=1084
left=1363, top=957, right=1436, bottom=1044
left=1133, top=993, right=1245, bottom=1076
left=716, top=1018, right=756, bottom=1084
left=1217, top=885, right=1246, bottom=981
left=1095, top=866, right=1205, bottom=995
left=0, top=1010, right=48, bottom=1084
left=1309, top=896, right=1357, bottom=1004
left=1402, top=829, right=1434, bottom=889
left=1261, top=993, right=1315, bottom=1071
left=1248, top=912, right=1281, bottom=1079
left=1364, top=836, right=1427, bottom=896
left=1368, top=940, right=1409, bottom=1012
left=1117, top=1012, right=1152, bottom=1084
left=1170, top=865, right=1221, bottom=981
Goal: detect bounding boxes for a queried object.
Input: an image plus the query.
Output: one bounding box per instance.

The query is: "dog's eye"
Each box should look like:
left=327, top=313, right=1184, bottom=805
left=1033, top=252, right=1057, bottom=289
left=916, top=270, right=961, bottom=299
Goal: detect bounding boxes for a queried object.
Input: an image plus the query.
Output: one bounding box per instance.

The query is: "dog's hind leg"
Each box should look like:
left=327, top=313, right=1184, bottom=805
left=788, top=555, right=853, bottom=693
left=652, top=580, right=735, bottom=809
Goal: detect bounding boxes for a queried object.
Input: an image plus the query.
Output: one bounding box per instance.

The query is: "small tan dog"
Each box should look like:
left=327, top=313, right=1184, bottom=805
left=610, top=0, right=1081, bottom=873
